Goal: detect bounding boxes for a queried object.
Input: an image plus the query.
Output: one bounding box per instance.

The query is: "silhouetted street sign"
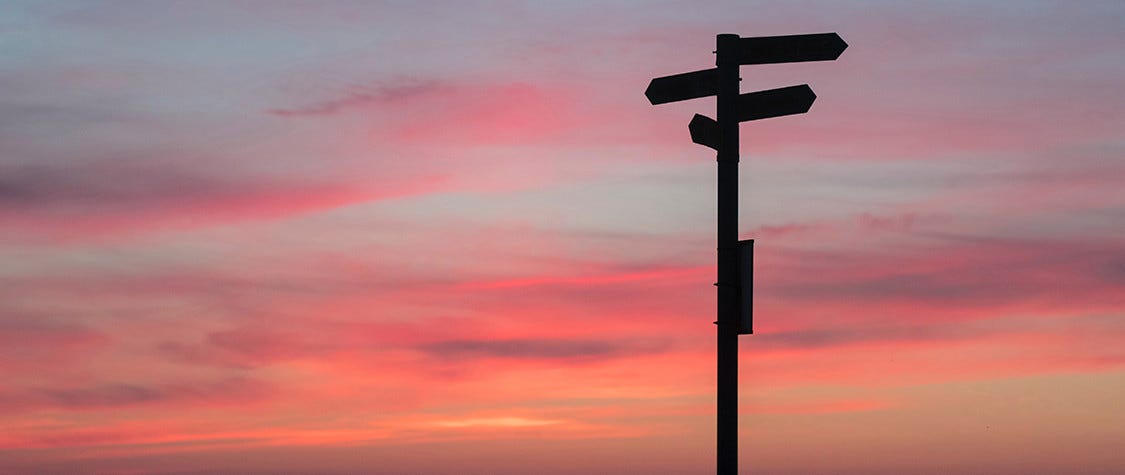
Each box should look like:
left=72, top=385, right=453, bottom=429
left=738, top=84, right=816, bottom=121
left=645, top=31, right=846, bottom=475
left=738, top=33, right=848, bottom=65
left=645, top=68, right=718, bottom=105
left=689, top=114, right=719, bottom=150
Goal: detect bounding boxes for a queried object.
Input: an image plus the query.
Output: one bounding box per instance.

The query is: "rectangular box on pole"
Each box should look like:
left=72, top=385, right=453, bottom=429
left=738, top=239, right=754, bottom=335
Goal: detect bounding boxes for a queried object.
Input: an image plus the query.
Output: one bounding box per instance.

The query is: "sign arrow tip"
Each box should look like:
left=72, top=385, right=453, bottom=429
left=644, top=80, right=660, bottom=105
left=829, top=33, right=848, bottom=59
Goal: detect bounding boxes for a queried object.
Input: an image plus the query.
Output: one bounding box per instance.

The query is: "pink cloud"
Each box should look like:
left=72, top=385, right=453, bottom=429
left=757, top=232, right=1125, bottom=326
left=0, top=318, right=107, bottom=374
left=0, top=121, right=462, bottom=242
left=457, top=265, right=710, bottom=290
left=418, top=338, right=673, bottom=362
left=0, top=377, right=274, bottom=414
left=267, top=80, right=449, bottom=117
left=750, top=398, right=894, bottom=415
left=271, top=79, right=583, bottom=148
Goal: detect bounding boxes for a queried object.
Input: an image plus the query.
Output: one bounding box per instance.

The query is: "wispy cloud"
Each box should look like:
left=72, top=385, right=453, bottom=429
left=0, top=317, right=107, bottom=374
left=267, top=79, right=448, bottom=117
left=434, top=416, right=564, bottom=428
left=0, top=377, right=274, bottom=413
left=420, top=338, right=671, bottom=361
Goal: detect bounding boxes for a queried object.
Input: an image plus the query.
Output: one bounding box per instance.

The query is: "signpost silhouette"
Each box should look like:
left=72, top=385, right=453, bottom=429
left=646, top=32, right=846, bottom=475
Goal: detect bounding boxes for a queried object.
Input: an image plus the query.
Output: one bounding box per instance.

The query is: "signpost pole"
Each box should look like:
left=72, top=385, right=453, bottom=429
left=715, top=33, right=740, bottom=475
left=644, top=30, right=846, bottom=475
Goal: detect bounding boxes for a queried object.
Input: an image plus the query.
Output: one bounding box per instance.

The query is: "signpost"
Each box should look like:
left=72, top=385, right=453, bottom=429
left=645, top=32, right=846, bottom=475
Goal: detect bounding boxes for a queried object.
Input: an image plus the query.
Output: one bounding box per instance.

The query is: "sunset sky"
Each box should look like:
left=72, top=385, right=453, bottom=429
left=2, top=1, right=1124, bottom=473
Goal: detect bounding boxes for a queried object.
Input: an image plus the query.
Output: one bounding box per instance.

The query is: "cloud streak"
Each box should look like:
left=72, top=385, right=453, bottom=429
left=268, top=79, right=450, bottom=117
left=420, top=338, right=671, bottom=361
left=0, top=377, right=274, bottom=414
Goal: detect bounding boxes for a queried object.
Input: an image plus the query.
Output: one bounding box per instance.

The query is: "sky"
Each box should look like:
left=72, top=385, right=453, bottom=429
left=1, top=1, right=1124, bottom=473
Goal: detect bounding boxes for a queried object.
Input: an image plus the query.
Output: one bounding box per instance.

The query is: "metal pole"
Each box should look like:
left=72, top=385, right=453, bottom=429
left=715, top=33, right=740, bottom=475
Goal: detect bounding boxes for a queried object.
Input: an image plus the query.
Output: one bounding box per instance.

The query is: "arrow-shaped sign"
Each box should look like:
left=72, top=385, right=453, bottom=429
left=647, top=33, right=844, bottom=106
left=689, top=114, right=719, bottom=150
left=738, top=32, right=847, bottom=65
left=645, top=68, right=718, bottom=105
left=737, top=84, right=816, bottom=121
left=687, top=85, right=816, bottom=149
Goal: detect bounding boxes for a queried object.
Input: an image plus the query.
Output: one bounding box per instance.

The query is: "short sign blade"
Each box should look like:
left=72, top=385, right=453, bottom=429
left=688, top=114, right=719, bottom=150
left=645, top=68, right=718, bottom=105
left=738, top=84, right=816, bottom=122
left=738, top=32, right=847, bottom=65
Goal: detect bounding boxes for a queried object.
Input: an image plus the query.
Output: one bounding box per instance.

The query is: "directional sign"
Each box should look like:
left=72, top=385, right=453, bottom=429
left=645, top=68, right=718, bottom=105
left=645, top=32, right=847, bottom=475
left=687, top=85, right=816, bottom=150
left=688, top=114, right=719, bottom=150
left=738, top=32, right=847, bottom=65
left=737, top=84, right=816, bottom=121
